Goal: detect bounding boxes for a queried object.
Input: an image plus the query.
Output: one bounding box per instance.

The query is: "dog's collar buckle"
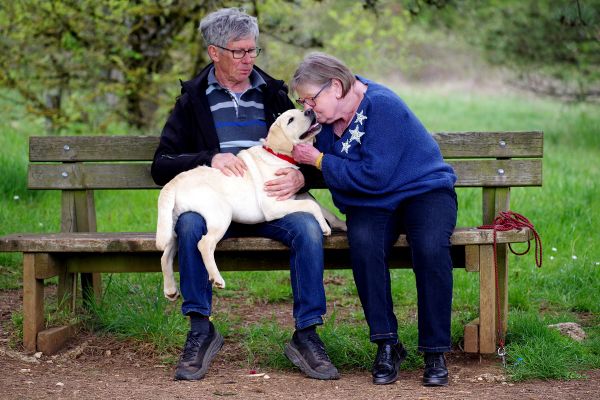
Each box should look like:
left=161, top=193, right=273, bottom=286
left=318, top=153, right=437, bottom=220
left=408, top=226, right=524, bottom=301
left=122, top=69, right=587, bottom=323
left=262, top=146, right=297, bottom=165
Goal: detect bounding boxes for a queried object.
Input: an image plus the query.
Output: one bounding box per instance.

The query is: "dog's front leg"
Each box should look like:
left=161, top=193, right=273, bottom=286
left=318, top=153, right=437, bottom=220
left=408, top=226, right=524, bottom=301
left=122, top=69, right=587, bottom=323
left=296, top=193, right=346, bottom=232
left=267, top=200, right=332, bottom=236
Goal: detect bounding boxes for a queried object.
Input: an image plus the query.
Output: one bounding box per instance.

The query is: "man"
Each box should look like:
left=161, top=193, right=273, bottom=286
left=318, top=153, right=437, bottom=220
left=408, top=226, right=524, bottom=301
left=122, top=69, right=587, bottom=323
left=151, top=8, right=338, bottom=381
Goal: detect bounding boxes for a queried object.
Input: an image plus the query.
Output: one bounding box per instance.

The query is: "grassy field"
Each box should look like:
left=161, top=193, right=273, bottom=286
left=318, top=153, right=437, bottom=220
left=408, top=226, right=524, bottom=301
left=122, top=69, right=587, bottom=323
left=0, top=84, right=598, bottom=380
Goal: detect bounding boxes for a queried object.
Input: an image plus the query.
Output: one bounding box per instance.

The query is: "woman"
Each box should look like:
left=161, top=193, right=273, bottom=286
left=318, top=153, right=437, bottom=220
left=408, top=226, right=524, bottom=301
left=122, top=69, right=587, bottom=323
left=291, top=52, right=457, bottom=387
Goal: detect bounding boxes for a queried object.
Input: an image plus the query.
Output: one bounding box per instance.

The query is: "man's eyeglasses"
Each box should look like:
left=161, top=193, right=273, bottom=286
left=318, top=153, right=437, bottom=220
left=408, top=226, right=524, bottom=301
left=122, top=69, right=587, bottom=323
left=296, top=81, right=331, bottom=107
left=213, top=45, right=261, bottom=59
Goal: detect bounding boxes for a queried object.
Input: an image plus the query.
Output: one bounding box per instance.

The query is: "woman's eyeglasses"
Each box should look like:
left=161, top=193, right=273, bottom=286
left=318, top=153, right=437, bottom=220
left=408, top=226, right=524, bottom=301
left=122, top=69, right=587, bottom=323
left=296, top=81, right=331, bottom=107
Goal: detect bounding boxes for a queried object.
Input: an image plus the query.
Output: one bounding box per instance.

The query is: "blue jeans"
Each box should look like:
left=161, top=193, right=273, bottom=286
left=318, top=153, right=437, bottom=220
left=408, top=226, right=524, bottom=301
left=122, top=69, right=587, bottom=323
left=346, top=188, right=457, bottom=352
left=174, top=211, right=326, bottom=330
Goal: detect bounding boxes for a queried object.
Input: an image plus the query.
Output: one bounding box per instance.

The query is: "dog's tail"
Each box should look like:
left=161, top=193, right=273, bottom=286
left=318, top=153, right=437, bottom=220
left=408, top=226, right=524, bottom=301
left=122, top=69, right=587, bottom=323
left=156, top=184, right=176, bottom=251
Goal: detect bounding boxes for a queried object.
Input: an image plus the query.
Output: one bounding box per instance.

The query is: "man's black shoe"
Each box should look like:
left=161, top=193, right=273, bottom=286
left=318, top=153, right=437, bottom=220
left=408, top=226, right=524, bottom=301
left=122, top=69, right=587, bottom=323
left=423, top=352, right=449, bottom=386
left=372, top=342, right=408, bottom=385
left=284, top=330, right=340, bottom=380
left=174, top=323, right=224, bottom=380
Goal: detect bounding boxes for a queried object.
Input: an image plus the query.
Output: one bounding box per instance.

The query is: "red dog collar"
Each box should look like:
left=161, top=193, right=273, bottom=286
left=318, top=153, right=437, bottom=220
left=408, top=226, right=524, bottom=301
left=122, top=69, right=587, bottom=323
left=262, top=146, right=297, bottom=165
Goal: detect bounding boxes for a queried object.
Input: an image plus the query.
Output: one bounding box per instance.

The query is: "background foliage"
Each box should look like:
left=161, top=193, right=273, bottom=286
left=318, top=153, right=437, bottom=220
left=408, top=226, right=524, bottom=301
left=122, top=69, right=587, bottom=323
left=1, top=0, right=597, bottom=133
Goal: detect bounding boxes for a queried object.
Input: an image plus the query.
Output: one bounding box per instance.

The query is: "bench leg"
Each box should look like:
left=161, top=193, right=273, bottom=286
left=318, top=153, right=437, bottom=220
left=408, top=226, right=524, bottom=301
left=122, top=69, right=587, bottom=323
left=57, top=269, right=76, bottom=312
left=496, top=243, right=509, bottom=338
left=81, top=272, right=102, bottom=307
left=22, top=254, right=44, bottom=353
left=479, top=245, right=497, bottom=353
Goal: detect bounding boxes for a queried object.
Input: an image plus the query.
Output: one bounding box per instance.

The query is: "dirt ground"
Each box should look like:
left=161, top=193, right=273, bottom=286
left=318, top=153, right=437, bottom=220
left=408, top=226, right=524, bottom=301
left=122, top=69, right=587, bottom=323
left=1, top=289, right=598, bottom=400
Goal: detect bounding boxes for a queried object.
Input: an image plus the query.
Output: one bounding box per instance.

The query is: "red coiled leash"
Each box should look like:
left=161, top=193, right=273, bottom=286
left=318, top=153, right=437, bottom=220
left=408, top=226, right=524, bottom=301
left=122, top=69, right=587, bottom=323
left=478, top=211, right=542, bottom=362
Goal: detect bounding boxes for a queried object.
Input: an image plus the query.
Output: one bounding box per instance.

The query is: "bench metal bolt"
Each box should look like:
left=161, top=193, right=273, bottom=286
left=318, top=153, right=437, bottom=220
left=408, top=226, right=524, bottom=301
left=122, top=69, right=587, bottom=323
left=61, top=171, right=69, bottom=178
left=497, top=168, right=505, bottom=175
left=63, top=145, right=70, bottom=151
left=499, top=140, right=506, bottom=147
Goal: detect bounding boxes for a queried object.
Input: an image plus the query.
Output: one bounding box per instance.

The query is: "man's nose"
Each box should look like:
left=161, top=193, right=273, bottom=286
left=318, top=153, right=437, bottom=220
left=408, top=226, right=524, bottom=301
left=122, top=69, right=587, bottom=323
left=241, top=52, right=254, bottom=63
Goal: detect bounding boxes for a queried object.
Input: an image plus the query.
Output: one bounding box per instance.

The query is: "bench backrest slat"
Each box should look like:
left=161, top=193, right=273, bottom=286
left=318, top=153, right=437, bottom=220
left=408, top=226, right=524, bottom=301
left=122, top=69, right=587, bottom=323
left=28, top=159, right=542, bottom=189
left=28, top=131, right=543, bottom=162
left=30, top=136, right=159, bottom=162
left=28, top=132, right=543, bottom=190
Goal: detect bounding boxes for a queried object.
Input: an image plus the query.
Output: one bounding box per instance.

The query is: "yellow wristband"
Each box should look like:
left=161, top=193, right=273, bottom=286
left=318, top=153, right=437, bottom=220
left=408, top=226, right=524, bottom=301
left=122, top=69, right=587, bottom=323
left=315, top=153, right=324, bottom=170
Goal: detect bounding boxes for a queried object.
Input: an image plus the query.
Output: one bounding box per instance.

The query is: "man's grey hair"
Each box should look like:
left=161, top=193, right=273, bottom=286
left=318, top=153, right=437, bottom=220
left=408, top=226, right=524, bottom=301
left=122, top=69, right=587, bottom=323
left=199, top=8, right=259, bottom=48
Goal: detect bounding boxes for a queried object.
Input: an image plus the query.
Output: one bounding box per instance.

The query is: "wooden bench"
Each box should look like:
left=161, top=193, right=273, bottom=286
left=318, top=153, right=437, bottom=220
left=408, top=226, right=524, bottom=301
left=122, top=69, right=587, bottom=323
left=0, top=132, right=543, bottom=355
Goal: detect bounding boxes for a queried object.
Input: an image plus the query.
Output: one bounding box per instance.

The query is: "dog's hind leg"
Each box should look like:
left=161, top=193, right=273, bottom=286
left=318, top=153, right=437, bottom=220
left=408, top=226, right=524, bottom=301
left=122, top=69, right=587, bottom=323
left=161, top=239, right=179, bottom=301
left=198, top=211, right=231, bottom=289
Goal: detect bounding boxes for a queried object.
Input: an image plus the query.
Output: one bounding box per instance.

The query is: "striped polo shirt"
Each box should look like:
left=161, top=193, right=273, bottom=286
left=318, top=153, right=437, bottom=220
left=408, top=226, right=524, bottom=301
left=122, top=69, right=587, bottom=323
left=206, top=67, right=267, bottom=155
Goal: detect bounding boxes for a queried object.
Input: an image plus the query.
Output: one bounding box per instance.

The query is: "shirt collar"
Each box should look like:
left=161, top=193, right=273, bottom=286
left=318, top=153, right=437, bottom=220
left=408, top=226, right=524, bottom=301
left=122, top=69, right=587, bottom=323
left=207, top=66, right=266, bottom=91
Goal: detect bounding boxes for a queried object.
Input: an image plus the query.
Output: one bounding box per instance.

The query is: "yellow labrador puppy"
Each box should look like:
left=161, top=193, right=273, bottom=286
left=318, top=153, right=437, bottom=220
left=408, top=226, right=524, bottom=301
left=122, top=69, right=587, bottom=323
left=156, top=109, right=344, bottom=300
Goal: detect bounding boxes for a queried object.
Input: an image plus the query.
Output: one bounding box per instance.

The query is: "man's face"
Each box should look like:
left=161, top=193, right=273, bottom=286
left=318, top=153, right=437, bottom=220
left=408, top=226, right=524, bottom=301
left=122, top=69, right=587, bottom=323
left=211, top=37, right=257, bottom=85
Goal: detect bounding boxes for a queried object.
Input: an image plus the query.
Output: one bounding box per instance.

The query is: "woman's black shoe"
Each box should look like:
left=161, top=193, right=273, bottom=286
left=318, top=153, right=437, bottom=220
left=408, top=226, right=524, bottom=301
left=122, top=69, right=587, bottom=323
left=372, top=342, right=407, bottom=385
left=422, top=352, right=449, bottom=386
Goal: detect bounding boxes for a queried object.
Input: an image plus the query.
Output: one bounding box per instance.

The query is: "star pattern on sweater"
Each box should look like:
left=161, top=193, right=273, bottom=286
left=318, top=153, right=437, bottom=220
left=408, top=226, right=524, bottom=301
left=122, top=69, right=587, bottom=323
left=349, top=126, right=365, bottom=144
left=354, top=110, right=367, bottom=125
left=341, top=140, right=351, bottom=154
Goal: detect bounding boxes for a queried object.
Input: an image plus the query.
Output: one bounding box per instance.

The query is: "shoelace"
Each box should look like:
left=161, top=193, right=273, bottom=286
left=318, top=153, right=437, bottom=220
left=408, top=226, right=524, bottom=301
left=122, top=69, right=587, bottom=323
left=425, top=354, right=445, bottom=368
left=375, top=345, right=394, bottom=366
left=181, top=333, right=205, bottom=362
left=305, top=333, right=331, bottom=362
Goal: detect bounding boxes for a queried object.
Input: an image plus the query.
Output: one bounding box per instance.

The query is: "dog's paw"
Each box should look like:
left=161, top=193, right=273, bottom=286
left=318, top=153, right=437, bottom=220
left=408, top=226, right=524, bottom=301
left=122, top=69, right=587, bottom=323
left=164, top=289, right=180, bottom=302
left=210, top=276, right=226, bottom=289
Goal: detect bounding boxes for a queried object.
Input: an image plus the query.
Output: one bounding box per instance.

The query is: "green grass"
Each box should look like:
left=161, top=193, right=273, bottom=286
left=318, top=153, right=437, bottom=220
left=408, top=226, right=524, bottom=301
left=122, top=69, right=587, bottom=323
left=1, top=87, right=599, bottom=381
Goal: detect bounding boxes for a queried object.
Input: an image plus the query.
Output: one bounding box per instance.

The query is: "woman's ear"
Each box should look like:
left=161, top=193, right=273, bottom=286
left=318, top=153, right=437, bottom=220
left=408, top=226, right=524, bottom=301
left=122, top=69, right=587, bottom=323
left=332, top=79, right=343, bottom=98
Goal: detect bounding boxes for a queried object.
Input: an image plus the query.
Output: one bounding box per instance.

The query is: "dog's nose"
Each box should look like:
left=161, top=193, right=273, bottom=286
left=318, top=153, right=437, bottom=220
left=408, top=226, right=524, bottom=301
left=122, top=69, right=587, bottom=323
left=304, top=109, right=315, bottom=118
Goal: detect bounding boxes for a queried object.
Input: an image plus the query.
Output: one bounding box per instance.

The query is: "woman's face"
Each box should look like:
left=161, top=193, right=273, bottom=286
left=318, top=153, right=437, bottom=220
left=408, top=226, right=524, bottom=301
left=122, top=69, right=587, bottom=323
left=296, top=80, right=341, bottom=124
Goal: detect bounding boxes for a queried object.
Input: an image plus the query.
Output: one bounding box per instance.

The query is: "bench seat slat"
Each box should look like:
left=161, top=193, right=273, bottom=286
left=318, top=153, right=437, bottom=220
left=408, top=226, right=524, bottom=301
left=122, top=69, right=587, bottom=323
left=46, top=248, right=466, bottom=273
left=29, top=132, right=543, bottom=162
left=28, top=159, right=542, bottom=190
left=0, top=227, right=532, bottom=253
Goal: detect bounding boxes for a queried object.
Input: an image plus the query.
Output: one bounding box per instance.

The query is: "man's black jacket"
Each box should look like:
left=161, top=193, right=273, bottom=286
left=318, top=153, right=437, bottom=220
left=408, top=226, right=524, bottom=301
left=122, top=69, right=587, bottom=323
left=151, top=63, right=297, bottom=186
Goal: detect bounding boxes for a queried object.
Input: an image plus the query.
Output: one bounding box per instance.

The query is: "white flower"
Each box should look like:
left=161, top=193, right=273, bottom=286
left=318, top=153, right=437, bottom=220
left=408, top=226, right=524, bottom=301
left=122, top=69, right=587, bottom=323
left=550, top=256, right=555, bottom=260
left=595, top=262, right=599, bottom=266
left=551, top=247, right=557, bottom=252
left=571, top=255, right=577, bottom=260
left=13, top=195, right=20, bottom=200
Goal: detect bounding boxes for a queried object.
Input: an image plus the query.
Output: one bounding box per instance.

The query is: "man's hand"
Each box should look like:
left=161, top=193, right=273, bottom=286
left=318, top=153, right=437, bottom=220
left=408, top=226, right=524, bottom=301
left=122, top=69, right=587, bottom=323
left=211, top=153, right=247, bottom=177
left=264, top=168, right=305, bottom=200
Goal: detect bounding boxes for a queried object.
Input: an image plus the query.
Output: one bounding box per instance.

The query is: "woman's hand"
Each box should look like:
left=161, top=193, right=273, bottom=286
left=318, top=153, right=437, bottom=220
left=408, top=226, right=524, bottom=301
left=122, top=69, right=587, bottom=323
left=211, top=153, right=247, bottom=177
left=264, top=168, right=305, bottom=200
left=292, top=143, right=321, bottom=166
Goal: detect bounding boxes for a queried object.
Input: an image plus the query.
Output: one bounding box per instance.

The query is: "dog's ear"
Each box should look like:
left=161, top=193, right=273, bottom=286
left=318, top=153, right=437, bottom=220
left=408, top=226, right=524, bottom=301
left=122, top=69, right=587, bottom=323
left=265, top=121, right=294, bottom=155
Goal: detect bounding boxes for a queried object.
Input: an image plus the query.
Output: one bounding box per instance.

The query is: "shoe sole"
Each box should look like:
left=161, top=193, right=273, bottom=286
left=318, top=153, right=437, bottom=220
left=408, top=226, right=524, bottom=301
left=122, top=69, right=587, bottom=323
left=174, top=332, right=224, bottom=381
left=423, top=376, right=449, bottom=387
left=372, top=346, right=408, bottom=385
left=284, top=343, right=340, bottom=380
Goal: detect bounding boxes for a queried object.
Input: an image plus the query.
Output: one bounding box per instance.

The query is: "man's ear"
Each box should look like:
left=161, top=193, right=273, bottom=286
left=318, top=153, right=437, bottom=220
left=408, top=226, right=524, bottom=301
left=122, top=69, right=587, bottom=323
left=265, top=122, right=294, bottom=155
left=207, top=45, right=219, bottom=62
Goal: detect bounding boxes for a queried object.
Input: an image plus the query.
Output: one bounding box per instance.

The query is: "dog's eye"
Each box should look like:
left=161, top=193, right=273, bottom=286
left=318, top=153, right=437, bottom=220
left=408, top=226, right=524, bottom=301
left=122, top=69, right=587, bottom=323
left=287, top=117, right=294, bottom=125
